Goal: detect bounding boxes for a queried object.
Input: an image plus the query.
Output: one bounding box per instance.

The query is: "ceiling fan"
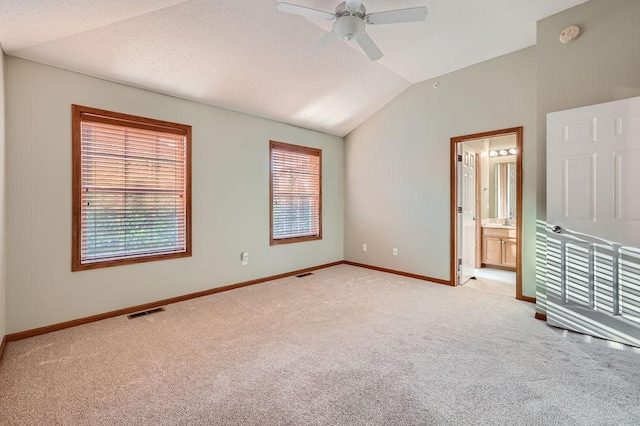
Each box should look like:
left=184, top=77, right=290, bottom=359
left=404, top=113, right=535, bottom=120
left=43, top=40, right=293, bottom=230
left=277, top=1, right=428, bottom=61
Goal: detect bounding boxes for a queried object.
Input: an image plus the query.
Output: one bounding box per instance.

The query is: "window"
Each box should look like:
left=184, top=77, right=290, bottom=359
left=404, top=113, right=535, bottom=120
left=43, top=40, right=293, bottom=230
left=72, top=105, right=191, bottom=271
left=270, top=141, right=322, bottom=245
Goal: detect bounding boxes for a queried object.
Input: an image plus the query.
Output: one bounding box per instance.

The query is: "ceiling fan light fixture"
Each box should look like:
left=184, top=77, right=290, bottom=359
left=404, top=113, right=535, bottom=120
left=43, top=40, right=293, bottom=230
left=333, top=15, right=365, bottom=41
left=278, top=1, right=429, bottom=61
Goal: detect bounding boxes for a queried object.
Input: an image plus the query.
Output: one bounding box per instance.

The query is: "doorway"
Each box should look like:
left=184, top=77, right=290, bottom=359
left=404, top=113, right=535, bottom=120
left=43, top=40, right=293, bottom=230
left=450, top=127, right=526, bottom=301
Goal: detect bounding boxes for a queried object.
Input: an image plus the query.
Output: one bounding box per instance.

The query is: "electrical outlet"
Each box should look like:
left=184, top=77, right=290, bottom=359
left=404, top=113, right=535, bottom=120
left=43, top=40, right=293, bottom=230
left=362, top=244, right=367, bottom=252
left=393, top=248, right=398, bottom=256
left=241, top=252, right=248, bottom=265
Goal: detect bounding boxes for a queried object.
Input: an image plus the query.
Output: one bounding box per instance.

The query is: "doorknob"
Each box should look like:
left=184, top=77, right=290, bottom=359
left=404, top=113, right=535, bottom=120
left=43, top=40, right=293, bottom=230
left=551, top=225, right=563, bottom=234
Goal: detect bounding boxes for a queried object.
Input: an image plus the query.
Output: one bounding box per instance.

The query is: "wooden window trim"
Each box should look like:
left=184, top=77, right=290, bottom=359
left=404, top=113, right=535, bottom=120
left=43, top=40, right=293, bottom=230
left=72, top=104, right=192, bottom=271
left=270, top=140, right=322, bottom=246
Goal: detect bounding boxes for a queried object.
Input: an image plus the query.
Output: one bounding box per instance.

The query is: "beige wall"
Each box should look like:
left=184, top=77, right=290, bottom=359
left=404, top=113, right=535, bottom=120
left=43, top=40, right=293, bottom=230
left=535, top=0, right=640, bottom=312
left=0, top=51, right=6, bottom=339
left=344, top=47, right=537, bottom=296
left=5, top=57, right=344, bottom=334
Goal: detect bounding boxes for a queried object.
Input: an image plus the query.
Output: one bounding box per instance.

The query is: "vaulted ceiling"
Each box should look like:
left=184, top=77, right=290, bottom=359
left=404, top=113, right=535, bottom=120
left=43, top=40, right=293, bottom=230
left=0, top=0, right=589, bottom=136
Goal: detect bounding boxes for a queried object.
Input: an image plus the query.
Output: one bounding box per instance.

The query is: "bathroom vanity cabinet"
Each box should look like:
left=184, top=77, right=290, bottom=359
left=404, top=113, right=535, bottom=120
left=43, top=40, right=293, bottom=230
left=481, top=226, right=517, bottom=270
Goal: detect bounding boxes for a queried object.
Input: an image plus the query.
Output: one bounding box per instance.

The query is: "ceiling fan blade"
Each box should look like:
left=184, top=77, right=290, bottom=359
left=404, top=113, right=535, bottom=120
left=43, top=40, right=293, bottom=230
left=366, top=7, right=428, bottom=25
left=345, top=0, right=363, bottom=12
left=307, top=30, right=337, bottom=56
left=356, top=31, right=383, bottom=61
left=277, top=2, right=335, bottom=21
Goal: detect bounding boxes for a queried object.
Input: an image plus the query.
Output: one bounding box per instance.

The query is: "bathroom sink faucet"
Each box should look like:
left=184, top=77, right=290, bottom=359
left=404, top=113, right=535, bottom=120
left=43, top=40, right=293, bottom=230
left=503, top=210, right=514, bottom=225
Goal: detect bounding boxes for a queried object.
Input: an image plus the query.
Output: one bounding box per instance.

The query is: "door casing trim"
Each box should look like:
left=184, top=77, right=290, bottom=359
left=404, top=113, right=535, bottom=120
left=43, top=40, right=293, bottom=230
left=450, top=127, right=526, bottom=301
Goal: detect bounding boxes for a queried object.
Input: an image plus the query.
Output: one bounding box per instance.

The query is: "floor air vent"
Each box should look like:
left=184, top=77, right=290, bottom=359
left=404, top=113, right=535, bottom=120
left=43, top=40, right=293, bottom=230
left=127, top=307, right=165, bottom=319
left=296, top=272, right=314, bottom=278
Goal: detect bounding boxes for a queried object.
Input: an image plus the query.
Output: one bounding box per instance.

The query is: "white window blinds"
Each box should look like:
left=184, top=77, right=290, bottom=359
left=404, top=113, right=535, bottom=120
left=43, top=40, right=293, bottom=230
left=73, top=105, right=191, bottom=270
left=270, top=141, right=322, bottom=244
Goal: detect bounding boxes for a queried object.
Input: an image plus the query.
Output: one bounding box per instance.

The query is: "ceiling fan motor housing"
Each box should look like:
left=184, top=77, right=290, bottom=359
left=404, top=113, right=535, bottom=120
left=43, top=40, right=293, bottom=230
left=334, top=2, right=367, bottom=40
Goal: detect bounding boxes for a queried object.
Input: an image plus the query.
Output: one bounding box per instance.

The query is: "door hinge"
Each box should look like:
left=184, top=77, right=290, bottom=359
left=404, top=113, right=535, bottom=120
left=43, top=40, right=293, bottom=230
left=458, top=258, right=462, bottom=266
left=457, top=206, right=462, bottom=213
left=457, top=154, right=462, bottom=162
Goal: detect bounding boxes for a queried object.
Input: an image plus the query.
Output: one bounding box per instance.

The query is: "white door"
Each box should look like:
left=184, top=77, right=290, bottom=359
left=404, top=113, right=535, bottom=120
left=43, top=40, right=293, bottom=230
left=458, top=144, right=477, bottom=285
left=546, top=96, right=640, bottom=347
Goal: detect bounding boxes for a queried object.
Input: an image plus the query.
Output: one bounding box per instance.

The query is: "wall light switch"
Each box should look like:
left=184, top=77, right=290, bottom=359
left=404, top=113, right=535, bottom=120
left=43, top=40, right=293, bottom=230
left=362, top=244, right=367, bottom=252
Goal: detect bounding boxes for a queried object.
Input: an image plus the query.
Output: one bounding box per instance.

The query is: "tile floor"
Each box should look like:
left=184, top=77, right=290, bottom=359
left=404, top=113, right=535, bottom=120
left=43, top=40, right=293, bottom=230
left=462, top=267, right=516, bottom=298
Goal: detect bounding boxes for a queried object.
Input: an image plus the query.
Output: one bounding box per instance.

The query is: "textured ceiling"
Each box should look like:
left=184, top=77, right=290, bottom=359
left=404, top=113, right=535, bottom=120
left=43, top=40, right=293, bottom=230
left=0, top=0, right=589, bottom=136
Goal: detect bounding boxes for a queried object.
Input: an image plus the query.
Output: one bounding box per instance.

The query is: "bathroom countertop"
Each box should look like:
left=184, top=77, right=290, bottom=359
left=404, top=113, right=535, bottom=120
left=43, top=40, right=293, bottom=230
left=481, top=223, right=516, bottom=229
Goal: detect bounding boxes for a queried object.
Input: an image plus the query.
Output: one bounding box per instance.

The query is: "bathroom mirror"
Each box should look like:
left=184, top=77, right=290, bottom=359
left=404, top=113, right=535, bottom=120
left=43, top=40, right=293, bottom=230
left=495, top=162, right=516, bottom=220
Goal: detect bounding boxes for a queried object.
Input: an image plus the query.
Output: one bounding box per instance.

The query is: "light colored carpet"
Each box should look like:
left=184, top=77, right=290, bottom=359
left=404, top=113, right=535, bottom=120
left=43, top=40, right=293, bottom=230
left=1, top=264, right=640, bottom=425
